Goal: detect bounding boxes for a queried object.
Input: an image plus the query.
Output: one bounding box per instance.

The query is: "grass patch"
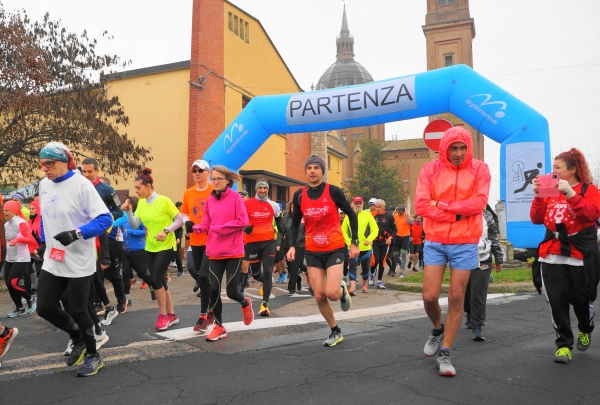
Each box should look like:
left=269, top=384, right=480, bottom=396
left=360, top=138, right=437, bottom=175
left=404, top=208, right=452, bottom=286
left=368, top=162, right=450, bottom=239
left=400, top=268, right=533, bottom=284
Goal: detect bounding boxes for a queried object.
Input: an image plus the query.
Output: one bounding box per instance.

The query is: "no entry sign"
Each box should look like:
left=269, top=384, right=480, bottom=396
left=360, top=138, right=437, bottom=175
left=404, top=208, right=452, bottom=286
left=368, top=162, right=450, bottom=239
left=423, top=119, right=454, bottom=152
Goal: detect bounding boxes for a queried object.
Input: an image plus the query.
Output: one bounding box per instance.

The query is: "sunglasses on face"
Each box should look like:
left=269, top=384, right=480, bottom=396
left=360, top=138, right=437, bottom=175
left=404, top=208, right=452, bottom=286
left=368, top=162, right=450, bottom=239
left=39, top=160, right=57, bottom=168
left=191, top=169, right=206, bottom=174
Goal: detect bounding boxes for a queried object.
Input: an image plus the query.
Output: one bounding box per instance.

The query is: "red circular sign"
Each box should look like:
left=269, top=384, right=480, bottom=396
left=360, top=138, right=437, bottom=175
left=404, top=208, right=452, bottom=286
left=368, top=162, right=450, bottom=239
left=423, top=119, right=454, bottom=152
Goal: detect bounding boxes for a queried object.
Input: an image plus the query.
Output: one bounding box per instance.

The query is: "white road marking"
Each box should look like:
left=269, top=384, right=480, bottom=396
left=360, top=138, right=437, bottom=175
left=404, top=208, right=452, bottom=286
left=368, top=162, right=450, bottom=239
left=156, top=293, right=515, bottom=341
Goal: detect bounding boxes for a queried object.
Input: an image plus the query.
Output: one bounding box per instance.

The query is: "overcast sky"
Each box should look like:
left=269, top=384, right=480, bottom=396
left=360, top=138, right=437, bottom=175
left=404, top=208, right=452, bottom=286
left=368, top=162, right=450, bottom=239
left=4, top=0, right=599, bottom=203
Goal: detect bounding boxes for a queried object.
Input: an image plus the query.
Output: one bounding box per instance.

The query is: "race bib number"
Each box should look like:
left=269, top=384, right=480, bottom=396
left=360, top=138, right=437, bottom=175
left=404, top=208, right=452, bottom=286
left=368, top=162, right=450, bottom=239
left=312, top=233, right=330, bottom=245
left=49, top=247, right=66, bottom=262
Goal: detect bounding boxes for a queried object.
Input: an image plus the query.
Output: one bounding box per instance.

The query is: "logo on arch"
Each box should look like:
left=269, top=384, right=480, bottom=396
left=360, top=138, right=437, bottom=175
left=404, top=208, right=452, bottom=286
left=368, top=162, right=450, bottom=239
left=224, top=123, right=249, bottom=154
left=465, top=94, right=507, bottom=125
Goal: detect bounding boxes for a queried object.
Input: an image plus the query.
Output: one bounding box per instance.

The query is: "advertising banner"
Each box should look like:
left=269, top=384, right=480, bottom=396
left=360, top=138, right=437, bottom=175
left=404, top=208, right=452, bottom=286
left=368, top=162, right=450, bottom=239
left=505, top=142, right=545, bottom=222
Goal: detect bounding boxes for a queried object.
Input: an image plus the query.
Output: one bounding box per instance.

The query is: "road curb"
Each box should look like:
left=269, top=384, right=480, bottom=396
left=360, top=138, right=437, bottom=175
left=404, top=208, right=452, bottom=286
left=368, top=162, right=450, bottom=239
left=385, top=281, right=537, bottom=294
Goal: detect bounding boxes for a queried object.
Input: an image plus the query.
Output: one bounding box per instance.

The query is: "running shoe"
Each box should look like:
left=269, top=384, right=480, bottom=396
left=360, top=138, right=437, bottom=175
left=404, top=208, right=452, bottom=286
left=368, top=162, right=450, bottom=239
left=361, top=285, right=369, bottom=294
left=577, top=332, right=591, bottom=351
left=297, top=275, right=302, bottom=291
left=76, top=353, right=104, bottom=377
left=348, top=285, right=356, bottom=296
left=206, top=324, right=227, bottom=341
left=259, top=283, right=264, bottom=296
left=340, top=281, right=351, bottom=312
left=140, top=281, right=148, bottom=289
left=6, top=308, right=25, bottom=318
left=169, top=262, right=177, bottom=268
left=129, top=278, right=137, bottom=286
left=0, top=327, right=18, bottom=359
left=26, top=297, right=37, bottom=314
left=117, top=299, right=128, bottom=314
left=66, top=341, right=86, bottom=367
left=275, top=274, right=283, bottom=283
left=242, top=297, right=254, bottom=325
left=166, top=277, right=171, bottom=284
left=207, top=311, right=215, bottom=326
left=64, top=339, right=74, bottom=356
left=437, top=350, right=456, bottom=376
left=193, top=314, right=210, bottom=333
left=280, top=273, right=287, bottom=283
left=259, top=301, right=270, bottom=317
left=406, top=262, right=412, bottom=271
left=95, top=330, right=109, bottom=350
left=368, top=274, right=374, bottom=286
left=464, top=320, right=473, bottom=329
left=387, top=269, right=392, bottom=276
left=424, top=327, right=444, bottom=357
left=167, top=313, right=179, bottom=327
left=390, top=272, right=396, bottom=278
left=192, top=282, right=200, bottom=293
left=376, top=280, right=386, bottom=290
left=177, top=271, right=184, bottom=277
left=288, top=292, right=300, bottom=297
left=31, top=289, right=37, bottom=297
left=127, top=298, right=132, bottom=307
left=95, top=303, right=105, bottom=317
left=155, top=314, right=169, bottom=331
left=554, top=347, right=572, bottom=364
left=472, top=326, right=485, bottom=341
left=323, top=331, right=343, bottom=347
left=399, top=273, right=405, bottom=278
left=101, top=308, right=119, bottom=326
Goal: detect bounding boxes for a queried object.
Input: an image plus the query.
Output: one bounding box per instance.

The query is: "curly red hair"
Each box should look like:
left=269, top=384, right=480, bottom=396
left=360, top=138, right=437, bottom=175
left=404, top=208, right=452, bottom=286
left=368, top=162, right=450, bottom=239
left=554, top=148, right=593, bottom=185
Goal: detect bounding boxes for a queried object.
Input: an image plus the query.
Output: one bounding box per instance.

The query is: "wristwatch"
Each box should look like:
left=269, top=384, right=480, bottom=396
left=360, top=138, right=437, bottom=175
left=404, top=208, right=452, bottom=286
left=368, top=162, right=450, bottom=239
left=352, top=239, right=360, bottom=246
left=163, top=228, right=171, bottom=235
left=75, top=229, right=83, bottom=239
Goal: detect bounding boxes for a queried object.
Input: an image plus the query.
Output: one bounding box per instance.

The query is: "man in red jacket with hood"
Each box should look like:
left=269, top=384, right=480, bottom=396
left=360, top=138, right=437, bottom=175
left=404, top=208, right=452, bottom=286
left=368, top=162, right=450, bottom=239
left=415, top=127, right=491, bottom=377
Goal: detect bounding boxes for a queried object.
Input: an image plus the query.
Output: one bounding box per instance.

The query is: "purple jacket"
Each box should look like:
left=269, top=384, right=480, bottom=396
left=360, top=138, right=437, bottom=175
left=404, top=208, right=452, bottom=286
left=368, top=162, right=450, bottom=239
left=196, top=187, right=249, bottom=259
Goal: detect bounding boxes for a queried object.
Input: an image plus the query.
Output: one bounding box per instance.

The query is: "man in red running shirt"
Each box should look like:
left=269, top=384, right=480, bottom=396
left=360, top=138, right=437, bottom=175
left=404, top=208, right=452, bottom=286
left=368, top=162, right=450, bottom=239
left=287, top=155, right=359, bottom=347
left=243, top=179, right=283, bottom=317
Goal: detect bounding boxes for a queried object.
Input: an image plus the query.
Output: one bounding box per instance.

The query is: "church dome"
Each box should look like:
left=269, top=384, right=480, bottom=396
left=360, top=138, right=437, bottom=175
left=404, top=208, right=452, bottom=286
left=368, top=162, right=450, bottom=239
left=314, top=5, right=374, bottom=90
left=316, top=59, right=374, bottom=90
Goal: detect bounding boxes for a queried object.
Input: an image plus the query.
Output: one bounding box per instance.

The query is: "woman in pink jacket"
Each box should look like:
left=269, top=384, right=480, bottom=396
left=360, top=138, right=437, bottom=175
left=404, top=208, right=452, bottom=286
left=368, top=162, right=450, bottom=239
left=193, top=165, right=254, bottom=341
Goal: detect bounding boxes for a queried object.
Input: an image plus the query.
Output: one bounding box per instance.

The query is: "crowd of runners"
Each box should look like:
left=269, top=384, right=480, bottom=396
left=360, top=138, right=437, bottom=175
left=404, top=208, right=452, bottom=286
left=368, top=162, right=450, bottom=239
left=0, top=127, right=598, bottom=379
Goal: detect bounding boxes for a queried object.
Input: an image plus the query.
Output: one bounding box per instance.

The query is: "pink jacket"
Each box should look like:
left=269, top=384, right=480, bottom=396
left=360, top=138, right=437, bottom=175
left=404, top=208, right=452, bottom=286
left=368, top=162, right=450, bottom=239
left=195, top=187, right=249, bottom=259
left=415, top=127, right=491, bottom=245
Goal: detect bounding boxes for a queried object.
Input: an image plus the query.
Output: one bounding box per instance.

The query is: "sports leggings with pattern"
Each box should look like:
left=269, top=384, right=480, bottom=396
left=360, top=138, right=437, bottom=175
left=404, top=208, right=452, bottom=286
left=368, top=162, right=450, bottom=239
left=208, top=258, right=245, bottom=326
left=3, top=261, right=31, bottom=309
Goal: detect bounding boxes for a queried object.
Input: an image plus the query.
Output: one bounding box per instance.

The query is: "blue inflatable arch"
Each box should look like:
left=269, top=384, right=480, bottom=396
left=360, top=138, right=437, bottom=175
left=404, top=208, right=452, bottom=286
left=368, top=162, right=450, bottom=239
left=203, top=64, right=550, bottom=248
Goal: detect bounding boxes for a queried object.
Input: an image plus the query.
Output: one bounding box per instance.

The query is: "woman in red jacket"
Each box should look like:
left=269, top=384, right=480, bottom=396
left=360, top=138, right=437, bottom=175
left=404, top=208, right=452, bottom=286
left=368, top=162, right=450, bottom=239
left=530, top=148, right=600, bottom=364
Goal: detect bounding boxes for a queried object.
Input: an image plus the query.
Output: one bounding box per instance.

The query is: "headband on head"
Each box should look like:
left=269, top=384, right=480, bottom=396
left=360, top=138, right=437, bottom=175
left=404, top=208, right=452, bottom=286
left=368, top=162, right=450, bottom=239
left=256, top=181, right=269, bottom=191
left=304, top=155, right=326, bottom=173
left=39, top=141, right=77, bottom=170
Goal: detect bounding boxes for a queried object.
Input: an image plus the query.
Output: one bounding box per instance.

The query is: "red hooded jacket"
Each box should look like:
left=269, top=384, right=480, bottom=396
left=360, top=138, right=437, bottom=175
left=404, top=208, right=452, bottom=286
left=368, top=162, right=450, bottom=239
left=415, top=127, right=491, bottom=244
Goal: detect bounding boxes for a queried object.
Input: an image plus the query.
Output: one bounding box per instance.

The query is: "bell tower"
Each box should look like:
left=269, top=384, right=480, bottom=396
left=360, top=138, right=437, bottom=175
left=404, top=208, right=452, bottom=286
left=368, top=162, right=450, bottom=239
left=422, top=0, right=483, bottom=160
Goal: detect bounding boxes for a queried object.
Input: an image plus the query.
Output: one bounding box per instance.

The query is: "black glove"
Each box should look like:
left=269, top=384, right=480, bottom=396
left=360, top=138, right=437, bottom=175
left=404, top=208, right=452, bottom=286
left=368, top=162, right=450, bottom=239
left=243, top=225, right=254, bottom=235
left=54, top=230, right=78, bottom=246
left=35, top=242, right=46, bottom=260
left=185, top=221, right=194, bottom=234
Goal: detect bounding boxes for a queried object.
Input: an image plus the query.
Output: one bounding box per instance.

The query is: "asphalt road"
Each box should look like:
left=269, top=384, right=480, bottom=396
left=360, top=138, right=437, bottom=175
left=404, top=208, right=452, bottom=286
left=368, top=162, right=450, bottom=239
left=0, top=272, right=598, bottom=405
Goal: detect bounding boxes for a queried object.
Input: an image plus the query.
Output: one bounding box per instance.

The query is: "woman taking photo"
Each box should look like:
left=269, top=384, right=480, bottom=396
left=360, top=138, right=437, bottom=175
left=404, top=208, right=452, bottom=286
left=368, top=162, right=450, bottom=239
left=531, top=148, right=600, bottom=364
left=122, top=168, right=183, bottom=331
left=193, top=165, right=254, bottom=341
